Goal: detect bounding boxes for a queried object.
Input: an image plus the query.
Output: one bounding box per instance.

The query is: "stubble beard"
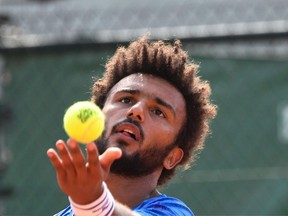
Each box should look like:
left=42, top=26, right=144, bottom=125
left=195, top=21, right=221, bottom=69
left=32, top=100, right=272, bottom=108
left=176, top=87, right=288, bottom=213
left=96, top=131, right=175, bottom=178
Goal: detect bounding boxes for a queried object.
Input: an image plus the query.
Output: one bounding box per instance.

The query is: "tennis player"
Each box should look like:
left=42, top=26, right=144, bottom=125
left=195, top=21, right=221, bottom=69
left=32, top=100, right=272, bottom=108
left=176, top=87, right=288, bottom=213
left=47, top=36, right=217, bottom=216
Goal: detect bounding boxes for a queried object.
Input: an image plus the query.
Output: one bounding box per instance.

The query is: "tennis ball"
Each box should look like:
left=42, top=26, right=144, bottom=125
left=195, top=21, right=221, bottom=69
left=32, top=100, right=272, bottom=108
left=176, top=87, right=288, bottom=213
left=63, top=101, right=105, bottom=144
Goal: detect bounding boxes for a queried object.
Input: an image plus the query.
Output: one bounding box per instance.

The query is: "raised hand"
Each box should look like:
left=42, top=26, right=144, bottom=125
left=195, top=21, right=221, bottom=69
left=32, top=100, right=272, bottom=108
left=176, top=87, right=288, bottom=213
left=47, top=139, right=122, bottom=205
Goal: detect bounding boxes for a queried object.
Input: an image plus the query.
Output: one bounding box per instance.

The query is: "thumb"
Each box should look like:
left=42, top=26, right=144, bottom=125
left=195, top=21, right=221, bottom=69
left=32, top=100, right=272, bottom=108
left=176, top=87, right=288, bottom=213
left=99, top=147, right=122, bottom=172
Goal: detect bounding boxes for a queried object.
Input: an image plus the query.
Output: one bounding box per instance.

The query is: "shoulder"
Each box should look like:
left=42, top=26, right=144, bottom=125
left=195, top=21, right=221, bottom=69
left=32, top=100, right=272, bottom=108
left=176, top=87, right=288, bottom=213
left=133, top=194, right=195, bottom=216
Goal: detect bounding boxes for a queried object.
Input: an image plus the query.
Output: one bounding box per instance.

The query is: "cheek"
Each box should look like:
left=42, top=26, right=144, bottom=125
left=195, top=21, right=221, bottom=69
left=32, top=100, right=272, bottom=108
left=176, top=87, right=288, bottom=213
left=103, top=106, right=118, bottom=132
left=103, top=103, right=123, bottom=120
left=144, top=123, right=177, bottom=146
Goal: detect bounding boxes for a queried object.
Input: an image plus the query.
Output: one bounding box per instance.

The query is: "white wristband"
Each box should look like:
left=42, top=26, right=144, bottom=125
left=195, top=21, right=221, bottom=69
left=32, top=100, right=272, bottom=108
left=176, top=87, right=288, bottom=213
left=68, top=182, right=115, bottom=216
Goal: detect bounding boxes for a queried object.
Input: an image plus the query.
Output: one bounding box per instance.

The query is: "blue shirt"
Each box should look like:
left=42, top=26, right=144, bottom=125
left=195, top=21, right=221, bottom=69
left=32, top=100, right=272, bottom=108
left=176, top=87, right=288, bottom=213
left=54, top=194, right=194, bottom=216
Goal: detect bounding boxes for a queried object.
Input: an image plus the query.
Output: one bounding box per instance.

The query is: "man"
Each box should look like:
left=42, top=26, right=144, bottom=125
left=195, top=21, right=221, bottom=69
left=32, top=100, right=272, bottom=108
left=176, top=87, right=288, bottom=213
left=47, top=36, right=217, bottom=216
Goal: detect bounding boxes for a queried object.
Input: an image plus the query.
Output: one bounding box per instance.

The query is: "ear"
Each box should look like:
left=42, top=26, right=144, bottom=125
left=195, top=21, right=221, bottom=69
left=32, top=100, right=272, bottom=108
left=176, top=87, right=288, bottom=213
left=163, top=147, right=184, bottom=170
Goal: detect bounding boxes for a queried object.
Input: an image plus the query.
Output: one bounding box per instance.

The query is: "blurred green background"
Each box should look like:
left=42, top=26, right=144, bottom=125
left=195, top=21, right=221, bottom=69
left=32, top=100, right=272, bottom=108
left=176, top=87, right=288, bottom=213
left=0, top=45, right=287, bottom=215
left=1, top=0, right=288, bottom=215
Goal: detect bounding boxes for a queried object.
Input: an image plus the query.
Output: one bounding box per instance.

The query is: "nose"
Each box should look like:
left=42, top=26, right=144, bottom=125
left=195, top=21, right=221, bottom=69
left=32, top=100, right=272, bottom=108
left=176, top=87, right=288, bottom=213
left=126, top=102, right=144, bottom=123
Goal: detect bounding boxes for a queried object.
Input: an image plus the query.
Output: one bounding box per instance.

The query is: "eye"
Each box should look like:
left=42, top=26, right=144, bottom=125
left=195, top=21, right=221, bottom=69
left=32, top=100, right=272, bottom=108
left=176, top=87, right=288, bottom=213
left=120, top=97, right=132, bottom=104
left=152, top=108, right=165, bottom=118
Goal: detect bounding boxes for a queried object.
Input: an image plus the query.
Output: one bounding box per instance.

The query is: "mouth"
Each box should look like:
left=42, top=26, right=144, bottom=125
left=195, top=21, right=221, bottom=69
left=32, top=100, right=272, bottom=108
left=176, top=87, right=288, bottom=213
left=114, top=123, right=141, bottom=142
left=120, top=129, right=137, bottom=140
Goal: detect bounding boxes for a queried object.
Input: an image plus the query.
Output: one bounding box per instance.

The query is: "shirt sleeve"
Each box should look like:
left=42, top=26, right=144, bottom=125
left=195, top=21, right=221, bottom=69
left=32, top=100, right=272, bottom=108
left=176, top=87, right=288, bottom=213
left=133, top=195, right=195, bottom=216
left=54, top=195, right=194, bottom=216
left=53, top=205, right=74, bottom=216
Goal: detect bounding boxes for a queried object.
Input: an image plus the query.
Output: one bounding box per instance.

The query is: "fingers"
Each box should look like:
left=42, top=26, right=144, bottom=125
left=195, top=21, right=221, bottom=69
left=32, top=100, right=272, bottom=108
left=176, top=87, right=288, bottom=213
left=47, top=140, right=122, bottom=182
left=86, top=144, right=122, bottom=176
left=86, top=142, right=99, bottom=166
left=99, top=147, right=122, bottom=172
left=67, top=139, right=87, bottom=178
left=47, top=148, right=66, bottom=181
left=56, top=140, right=78, bottom=180
left=47, top=139, right=88, bottom=180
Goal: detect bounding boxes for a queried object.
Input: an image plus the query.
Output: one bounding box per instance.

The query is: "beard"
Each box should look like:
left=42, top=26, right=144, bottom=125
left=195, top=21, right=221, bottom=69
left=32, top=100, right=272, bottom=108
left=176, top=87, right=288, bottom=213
left=96, top=130, right=175, bottom=178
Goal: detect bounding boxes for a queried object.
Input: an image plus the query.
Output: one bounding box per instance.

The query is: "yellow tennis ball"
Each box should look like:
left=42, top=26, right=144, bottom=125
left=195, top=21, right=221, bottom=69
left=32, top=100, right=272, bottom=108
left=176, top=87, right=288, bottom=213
left=63, top=101, right=105, bottom=144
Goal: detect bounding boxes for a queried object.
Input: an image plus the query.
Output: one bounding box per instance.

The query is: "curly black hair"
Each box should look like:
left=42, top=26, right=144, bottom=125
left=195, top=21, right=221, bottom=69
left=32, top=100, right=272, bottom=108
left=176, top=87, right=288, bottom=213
left=91, top=36, right=217, bottom=186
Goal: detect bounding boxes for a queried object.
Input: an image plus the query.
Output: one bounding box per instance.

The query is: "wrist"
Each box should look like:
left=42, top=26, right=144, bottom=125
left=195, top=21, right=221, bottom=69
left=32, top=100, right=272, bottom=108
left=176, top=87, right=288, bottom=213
left=69, top=182, right=115, bottom=216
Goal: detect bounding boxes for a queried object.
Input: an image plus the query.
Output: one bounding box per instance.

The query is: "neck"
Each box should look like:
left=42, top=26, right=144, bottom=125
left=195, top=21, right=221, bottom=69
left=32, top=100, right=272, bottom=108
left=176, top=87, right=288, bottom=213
left=105, top=171, right=161, bottom=208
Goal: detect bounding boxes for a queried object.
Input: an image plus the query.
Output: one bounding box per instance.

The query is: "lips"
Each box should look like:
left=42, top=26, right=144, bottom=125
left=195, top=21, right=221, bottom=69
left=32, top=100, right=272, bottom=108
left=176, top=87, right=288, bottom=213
left=114, top=123, right=141, bottom=141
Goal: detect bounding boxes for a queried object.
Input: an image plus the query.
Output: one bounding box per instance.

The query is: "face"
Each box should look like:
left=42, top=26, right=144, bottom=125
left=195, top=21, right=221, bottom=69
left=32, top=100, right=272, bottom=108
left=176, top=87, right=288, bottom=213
left=97, top=73, right=186, bottom=177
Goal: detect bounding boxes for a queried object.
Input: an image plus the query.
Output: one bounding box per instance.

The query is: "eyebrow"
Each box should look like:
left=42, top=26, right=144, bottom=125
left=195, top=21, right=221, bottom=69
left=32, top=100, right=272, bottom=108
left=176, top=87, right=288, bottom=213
left=116, top=88, right=176, bottom=117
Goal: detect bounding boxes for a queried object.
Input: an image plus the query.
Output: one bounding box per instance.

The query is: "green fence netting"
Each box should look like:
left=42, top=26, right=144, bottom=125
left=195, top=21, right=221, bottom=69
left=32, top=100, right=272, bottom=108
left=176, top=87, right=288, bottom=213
left=0, top=45, right=287, bottom=215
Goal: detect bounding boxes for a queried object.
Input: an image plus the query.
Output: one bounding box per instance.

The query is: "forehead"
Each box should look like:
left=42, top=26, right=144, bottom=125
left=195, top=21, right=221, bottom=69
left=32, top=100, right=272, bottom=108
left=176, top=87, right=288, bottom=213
left=108, top=73, right=186, bottom=112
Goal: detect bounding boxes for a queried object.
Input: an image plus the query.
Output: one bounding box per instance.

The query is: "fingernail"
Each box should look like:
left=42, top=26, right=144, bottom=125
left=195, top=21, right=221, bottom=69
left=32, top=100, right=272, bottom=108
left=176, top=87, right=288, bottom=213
left=87, top=143, right=94, bottom=151
left=47, top=150, right=53, bottom=157
left=68, top=140, right=77, bottom=148
left=56, top=143, right=64, bottom=150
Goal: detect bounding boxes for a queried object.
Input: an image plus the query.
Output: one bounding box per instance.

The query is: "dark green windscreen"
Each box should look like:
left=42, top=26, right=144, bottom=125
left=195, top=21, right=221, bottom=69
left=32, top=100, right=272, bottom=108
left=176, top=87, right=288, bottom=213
left=1, top=46, right=287, bottom=215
